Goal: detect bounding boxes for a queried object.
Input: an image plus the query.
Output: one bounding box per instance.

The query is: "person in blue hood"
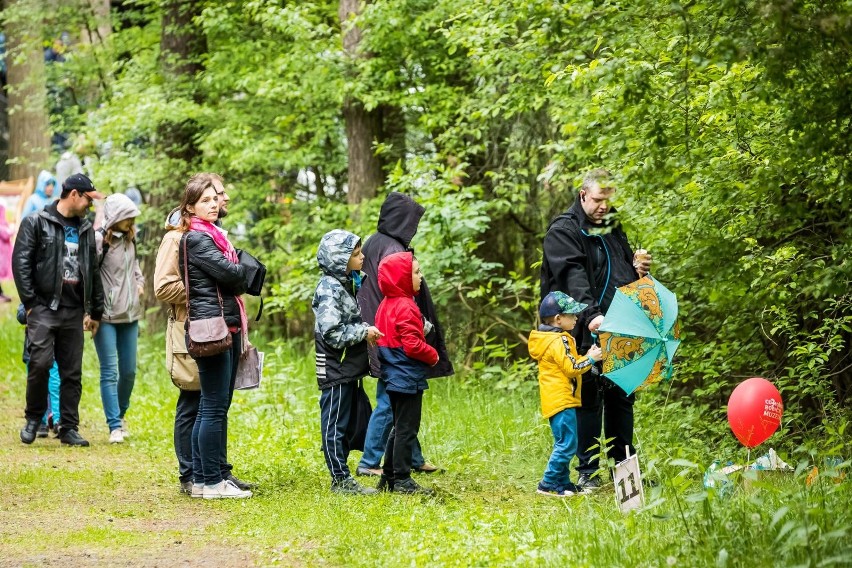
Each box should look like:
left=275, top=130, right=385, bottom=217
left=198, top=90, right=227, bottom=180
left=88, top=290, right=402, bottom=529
left=22, top=171, right=58, bottom=219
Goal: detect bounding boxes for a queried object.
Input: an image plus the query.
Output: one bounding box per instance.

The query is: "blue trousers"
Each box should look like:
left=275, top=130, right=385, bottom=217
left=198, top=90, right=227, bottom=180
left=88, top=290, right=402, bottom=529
left=542, top=408, right=578, bottom=487
left=358, top=378, right=425, bottom=469
left=93, top=321, right=138, bottom=431
left=192, top=332, right=241, bottom=486
left=36, top=362, right=61, bottom=425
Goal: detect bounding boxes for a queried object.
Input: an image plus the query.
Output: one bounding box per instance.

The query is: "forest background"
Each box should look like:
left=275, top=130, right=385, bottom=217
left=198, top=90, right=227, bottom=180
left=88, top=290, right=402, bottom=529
left=1, top=0, right=851, bottom=540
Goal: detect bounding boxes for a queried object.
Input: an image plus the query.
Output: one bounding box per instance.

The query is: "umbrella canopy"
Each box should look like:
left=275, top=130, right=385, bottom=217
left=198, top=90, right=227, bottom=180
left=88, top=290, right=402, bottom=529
left=597, top=275, right=681, bottom=395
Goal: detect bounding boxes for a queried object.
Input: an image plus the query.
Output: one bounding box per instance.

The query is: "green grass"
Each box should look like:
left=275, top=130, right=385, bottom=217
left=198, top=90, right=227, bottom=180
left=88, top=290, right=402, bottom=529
left=1, top=299, right=850, bottom=567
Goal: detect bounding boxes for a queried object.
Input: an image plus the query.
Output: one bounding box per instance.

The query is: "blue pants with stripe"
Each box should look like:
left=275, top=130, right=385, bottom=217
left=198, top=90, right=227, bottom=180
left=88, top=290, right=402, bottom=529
left=319, top=381, right=355, bottom=480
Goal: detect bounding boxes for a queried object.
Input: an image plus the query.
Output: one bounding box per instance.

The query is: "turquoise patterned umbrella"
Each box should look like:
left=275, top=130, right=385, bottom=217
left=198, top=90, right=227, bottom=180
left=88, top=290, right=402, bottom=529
left=597, top=275, right=681, bottom=395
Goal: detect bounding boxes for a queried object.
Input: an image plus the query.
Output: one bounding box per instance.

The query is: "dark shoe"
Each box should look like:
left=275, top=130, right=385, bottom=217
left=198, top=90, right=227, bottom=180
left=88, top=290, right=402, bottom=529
left=577, top=473, right=603, bottom=491
left=393, top=477, right=435, bottom=496
left=179, top=481, right=193, bottom=495
left=58, top=429, right=90, bottom=447
left=413, top=462, right=443, bottom=474
left=376, top=474, right=394, bottom=492
left=226, top=474, right=256, bottom=491
left=537, top=481, right=580, bottom=497
left=356, top=466, right=383, bottom=477
left=37, top=423, right=49, bottom=438
left=331, top=476, right=377, bottom=495
left=20, top=419, right=40, bottom=444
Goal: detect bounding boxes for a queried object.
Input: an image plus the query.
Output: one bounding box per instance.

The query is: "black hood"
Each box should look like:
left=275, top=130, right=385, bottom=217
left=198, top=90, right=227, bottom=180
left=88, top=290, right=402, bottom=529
left=376, top=192, right=425, bottom=249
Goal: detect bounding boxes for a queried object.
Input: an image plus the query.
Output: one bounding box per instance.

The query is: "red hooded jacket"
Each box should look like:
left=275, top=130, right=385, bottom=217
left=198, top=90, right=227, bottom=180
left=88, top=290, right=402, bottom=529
left=375, top=251, right=439, bottom=393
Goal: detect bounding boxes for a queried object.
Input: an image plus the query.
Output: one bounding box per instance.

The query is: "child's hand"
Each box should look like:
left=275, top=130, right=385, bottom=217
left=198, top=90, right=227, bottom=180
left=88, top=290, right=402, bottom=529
left=366, top=326, right=384, bottom=346
left=587, top=344, right=602, bottom=362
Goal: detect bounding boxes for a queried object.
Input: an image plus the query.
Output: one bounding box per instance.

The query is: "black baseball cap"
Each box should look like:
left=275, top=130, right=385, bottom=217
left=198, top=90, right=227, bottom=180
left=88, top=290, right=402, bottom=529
left=63, top=173, right=105, bottom=200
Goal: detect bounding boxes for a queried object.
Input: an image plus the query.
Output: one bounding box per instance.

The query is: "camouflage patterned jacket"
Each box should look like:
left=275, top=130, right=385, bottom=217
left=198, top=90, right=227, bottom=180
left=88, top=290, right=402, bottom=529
left=312, top=229, right=369, bottom=390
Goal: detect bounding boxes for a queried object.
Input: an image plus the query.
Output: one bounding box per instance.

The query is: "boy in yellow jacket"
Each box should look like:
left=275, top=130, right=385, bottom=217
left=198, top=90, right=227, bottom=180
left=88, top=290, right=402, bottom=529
left=529, top=291, right=602, bottom=497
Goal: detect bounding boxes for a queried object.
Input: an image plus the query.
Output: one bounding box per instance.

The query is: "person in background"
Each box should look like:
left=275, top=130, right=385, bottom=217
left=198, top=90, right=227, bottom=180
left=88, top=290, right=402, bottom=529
left=374, top=251, right=439, bottom=495
left=178, top=174, right=251, bottom=499
left=529, top=291, right=601, bottom=497
left=0, top=203, right=13, bottom=302
left=22, top=171, right=57, bottom=219
left=540, top=168, right=651, bottom=490
left=19, top=171, right=64, bottom=433
left=356, top=192, right=452, bottom=478
left=155, top=174, right=254, bottom=496
left=13, top=173, right=104, bottom=447
left=94, top=194, right=144, bottom=444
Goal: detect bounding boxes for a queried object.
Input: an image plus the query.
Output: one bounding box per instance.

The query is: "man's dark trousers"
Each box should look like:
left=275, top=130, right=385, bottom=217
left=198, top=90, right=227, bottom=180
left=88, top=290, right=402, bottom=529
left=576, top=369, right=636, bottom=475
left=25, top=305, right=85, bottom=432
left=174, top=389, right=233, bottom=483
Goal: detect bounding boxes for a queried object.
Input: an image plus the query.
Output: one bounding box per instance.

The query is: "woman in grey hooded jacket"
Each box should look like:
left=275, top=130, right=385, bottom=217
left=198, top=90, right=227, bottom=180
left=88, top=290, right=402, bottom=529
left=94, top=193, right=144, bottom=444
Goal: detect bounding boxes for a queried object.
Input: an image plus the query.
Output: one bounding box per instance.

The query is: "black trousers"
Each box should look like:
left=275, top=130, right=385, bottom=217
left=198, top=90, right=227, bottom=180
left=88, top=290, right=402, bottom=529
left=319, top=381, right=356, bottom=480
left=383, top=390, right=423, bottom=481
left=576, top=369, right=635, bottom=474
left=174, top=388, right=233, bottom=483
left=25, top=305, right=84, bottom=432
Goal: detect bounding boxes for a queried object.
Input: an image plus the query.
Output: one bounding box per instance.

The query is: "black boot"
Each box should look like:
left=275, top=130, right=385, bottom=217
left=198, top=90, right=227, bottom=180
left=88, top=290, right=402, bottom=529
left=20, top=419, right=40, bottom=444
left=58, top=429, right=90, bottom=447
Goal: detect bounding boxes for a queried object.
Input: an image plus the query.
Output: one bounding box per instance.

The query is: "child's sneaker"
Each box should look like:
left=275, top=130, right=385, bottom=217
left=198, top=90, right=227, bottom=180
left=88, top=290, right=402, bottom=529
left=537, top=481, right=583, bottom=497
left=331, top=476, right=378, bottom=495
left=376, top=474, right=394, bottom=492
left=392, top=477, right=435, bottom=496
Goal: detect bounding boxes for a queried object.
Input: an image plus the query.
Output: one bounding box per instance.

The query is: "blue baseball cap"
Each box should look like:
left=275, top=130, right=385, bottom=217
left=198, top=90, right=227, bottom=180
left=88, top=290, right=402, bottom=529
left=539, top=291, right=588, bottom=318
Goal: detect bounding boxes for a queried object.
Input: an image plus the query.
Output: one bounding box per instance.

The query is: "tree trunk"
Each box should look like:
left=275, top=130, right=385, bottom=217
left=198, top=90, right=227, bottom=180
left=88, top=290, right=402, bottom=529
left=141, top=0, right=206, bottom=325
left=339, top=0, right=383, bottom=204
left=3, top=0, right=51, bottom=180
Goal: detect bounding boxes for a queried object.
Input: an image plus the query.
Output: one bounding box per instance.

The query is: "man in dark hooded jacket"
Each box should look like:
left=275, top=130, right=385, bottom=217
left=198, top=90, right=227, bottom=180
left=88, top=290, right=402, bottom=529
left=355, top=192, right=454, bottom=476
left=540, top=169, right=651, bottom=490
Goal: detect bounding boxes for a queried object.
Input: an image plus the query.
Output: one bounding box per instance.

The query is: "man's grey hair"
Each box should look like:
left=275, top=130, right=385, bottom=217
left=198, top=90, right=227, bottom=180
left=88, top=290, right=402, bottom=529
left=581, top=168, right=612, bottom=193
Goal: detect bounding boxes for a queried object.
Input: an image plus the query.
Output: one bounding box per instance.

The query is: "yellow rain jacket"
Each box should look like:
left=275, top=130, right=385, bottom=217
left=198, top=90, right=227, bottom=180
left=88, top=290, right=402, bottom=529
left=528, top=328, right=595, bottom=418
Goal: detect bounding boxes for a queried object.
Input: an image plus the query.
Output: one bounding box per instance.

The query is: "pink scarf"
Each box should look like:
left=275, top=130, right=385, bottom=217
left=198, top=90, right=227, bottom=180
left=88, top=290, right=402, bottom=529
left=189, top=217, right=248, bottom=351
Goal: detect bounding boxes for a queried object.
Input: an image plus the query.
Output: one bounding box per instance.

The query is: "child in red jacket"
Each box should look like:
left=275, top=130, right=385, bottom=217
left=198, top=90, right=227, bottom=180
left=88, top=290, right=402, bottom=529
left=374, top=251, right=439, bottom=495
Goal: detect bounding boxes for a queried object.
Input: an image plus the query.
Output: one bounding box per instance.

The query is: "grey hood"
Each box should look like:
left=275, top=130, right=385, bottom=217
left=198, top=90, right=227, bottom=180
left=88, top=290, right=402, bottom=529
left=317, top=229, right=360, bottom=281
left=102, top=193, right=141, bottom=230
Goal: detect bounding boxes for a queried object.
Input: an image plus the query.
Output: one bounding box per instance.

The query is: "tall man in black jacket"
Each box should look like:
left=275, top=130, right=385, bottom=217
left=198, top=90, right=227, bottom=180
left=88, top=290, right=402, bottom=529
left=540, top=169, right=651, bottom=490
left=14, top=173, right=105, bottom=446
left=355, top=192, right=454, bottom=476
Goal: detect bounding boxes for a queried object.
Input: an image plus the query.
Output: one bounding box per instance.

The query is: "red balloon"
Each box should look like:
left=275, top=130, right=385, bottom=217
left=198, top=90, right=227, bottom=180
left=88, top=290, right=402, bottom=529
left=727, top=378, right=783, bottom=448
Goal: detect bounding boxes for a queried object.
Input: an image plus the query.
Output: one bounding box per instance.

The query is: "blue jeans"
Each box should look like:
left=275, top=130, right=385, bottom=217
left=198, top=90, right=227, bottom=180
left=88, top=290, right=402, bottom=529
left=93, top=321, right=139, bottom=431
left=193, top=332, right=241, bottom=486
left=542, top=408, right=578, bottom=487
left=358, top=378, right=425, bottom=469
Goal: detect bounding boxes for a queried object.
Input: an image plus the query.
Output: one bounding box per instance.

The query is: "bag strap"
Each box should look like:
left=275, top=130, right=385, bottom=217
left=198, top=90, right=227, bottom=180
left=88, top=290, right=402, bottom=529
left=182, top=234, right=224, bottom=318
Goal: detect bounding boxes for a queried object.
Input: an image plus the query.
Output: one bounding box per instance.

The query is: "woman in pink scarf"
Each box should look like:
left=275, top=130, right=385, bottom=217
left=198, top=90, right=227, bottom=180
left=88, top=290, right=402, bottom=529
left=177, top=174, right=251, bottom=499
left=0, top=203, right=14, bottom=301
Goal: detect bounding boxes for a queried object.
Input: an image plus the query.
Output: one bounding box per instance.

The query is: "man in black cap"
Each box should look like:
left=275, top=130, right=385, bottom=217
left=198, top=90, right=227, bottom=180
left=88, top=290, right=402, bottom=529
left=13, top=173, right=105, bottom=446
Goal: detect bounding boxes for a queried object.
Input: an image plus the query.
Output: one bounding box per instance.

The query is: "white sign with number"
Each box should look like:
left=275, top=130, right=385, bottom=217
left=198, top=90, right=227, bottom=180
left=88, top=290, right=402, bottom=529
left=613, top=453, right=645, bottom=513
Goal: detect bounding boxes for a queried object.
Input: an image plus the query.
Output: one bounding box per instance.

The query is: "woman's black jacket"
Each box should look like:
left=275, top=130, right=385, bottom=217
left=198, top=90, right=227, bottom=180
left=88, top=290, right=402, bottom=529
left=179, top=231, right=247, bottom=328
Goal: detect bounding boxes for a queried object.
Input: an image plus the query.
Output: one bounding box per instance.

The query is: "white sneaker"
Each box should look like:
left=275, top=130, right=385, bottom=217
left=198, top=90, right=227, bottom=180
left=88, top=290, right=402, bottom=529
left=203, top=479, right=252, bottom=499
left=120, top=418, right=130, bottom=438
left=191, top=483, right=204, bottom=498
left=109, top=428, right=124, bottom=444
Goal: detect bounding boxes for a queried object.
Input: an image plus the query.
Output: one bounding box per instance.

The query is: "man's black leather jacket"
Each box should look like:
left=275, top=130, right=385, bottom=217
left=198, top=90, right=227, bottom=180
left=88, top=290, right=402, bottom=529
left=12, top=204, right=104, bottom=319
